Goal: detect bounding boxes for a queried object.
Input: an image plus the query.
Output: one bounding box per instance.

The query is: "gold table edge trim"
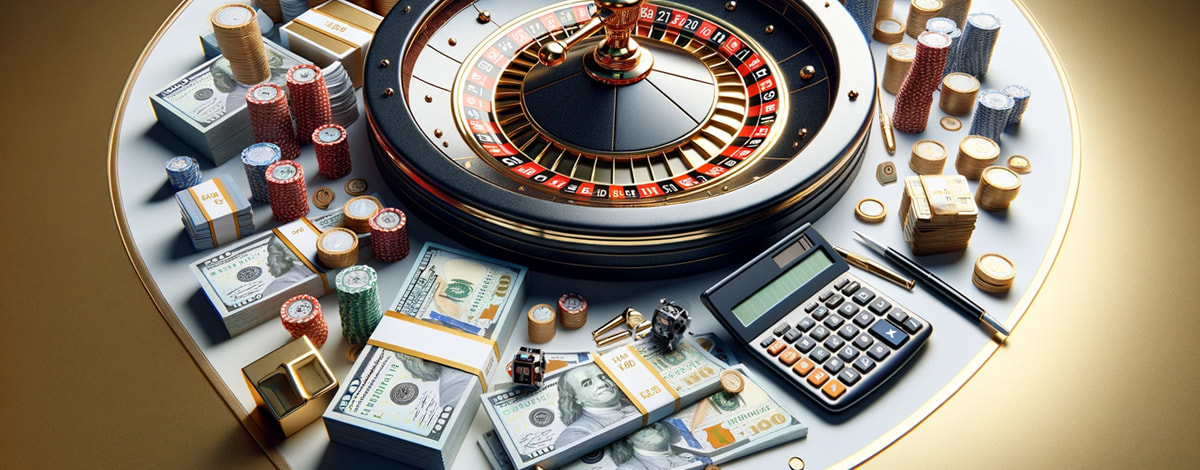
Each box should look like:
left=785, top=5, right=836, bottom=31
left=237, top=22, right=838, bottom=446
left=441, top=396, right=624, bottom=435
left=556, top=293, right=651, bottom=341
left=103, top=1, right=1082, bottom=469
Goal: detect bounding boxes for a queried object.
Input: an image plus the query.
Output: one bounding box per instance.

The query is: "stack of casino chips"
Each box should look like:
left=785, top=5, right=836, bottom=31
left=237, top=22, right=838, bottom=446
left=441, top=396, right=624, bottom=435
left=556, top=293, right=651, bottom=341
left=280, top=294, right=328, bottom=347
left=948, top=13, right=1002, bottom=80
left=925, top=17, right=956, bottom=35
left=336, top=265, right=382, bottom=344
left=1002, top=84, right=1031, bottom=126
left=906, top=0, right=943, bottom=39
left=324, top=62, right=359, bottom=128
left=246, top=83, right=300, bottom=160
left=241, top=142, right=281, bottom=203
left=312, top=124, right=352, bottom=179
left=286, top=64, right=332, bottom=145
left=844, top=0, right=879, bottom=40
left=165, top=156, right=202, bottom=191
left=265, top=159, right=310, bottom=221
left=892, top=31, right=952, bottom=133
left=967, top=90, right=1014, bottom=145
left=369, top=208, right=409, bottom=262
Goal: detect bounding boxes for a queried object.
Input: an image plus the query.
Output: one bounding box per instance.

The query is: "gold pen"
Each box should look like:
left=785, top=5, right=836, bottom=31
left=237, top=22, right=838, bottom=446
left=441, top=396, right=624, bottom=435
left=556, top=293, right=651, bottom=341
left=877, top=87, right=897, bottom=155
left=834, top=245, right=915, bottom=290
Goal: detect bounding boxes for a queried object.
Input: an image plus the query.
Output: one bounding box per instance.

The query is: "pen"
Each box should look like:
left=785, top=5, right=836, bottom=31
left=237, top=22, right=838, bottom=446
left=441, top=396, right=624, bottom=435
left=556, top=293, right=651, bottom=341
left=877, top=87, right=897, bottom=155
left=853, top=231, right=1011, bottom=336
left=833, top=245, right=916, bottom=290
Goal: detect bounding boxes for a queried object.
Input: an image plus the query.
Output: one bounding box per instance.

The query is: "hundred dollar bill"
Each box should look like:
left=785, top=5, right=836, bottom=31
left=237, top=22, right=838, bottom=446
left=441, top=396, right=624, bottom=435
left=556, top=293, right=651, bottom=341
left=481, top=337, right=728, bottom=470
left=691, top=333, right=740, bottom=367
left=478, top=365, right=807, bottom=470
left=388, top=244, right=522, bottom=336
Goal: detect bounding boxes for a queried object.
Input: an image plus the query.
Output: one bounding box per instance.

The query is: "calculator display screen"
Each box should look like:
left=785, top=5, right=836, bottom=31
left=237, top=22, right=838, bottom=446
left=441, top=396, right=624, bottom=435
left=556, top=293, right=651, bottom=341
left=732, top=249, right=834, bottom=327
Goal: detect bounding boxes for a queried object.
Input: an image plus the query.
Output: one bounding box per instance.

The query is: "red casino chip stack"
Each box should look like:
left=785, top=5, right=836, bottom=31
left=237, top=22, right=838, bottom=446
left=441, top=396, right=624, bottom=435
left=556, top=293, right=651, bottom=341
left=892, top=31, right=952, bottom=133
left=286, top=64, right=332, bottom=145
left=369, top=208, right=409, bottom=262
left=280, top=294, right=328, bottom=347
left=312, top=123, right=352, bottom=179
left=245, top=83, right=300, bottom=160
left=265, top=160, right=310, bottom=221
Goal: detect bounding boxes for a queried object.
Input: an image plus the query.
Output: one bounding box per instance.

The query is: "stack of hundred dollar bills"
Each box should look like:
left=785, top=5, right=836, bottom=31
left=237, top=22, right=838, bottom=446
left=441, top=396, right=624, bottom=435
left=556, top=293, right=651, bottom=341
left=323, top=243, right=528, bottom=469
left=176, top=175, right=255, bottom=252
left=479, top=364, right=808, bottom=470
left=479, top=336, right=731, bottom=470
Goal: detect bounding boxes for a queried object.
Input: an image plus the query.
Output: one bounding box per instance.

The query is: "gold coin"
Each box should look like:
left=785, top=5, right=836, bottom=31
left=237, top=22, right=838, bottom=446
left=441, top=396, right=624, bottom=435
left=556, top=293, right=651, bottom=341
left=976, top=253, right=1016, bottom=284
left=941, top=116, right=962, bottom=131
left=789, top=457, right=806, bottom=470
left=345, top=178, right=368, bottom=196
left=855, top=198, right=887, bottom=223
left=346, top=343, right=365, bottom=363
left=720, top=370, right=745, bottom=394
left=1008, top=155, right=1032, bottom=173
left=313, top=186, right=335, bottom=209
left=705, top=466, right=721, bottom=470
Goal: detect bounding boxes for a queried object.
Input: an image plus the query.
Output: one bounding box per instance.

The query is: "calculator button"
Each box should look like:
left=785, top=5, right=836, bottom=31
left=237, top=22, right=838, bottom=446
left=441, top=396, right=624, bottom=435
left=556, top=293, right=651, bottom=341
left=867, top=343, right=891, bottom=361
left=853, top=311, right=875, bottom=327
left=834, top=278, right=849, bottom=290
left=778, top=348, right=801, bottom=366
left=854, top=356, right=876, bottom=373
left=796, top=317, right=816, bottom=332
left=773, top=324, right=791, bottom=337
left=838, top=369, right=862, bottom=386
left=887, top=309, right=909, bottom=324
left=810, top=326, right=830, bottom=341
left=759, top=336, right=775, bottom=348
left=869, top=320, right=910, bottom=349
left=824, top=295, right=845, bottom=308
left=809, top=347, right=831, bottom=364
left=818, top=290, right=835, bottom=302
left=853, top=333, right=874, bottom=350
left=838, top=345, right=859, bottom=362
left=852, top=289, right=875, bottom=305
left=804, top=301, right=819, bottom=313
left=824, top=358, right=845, bottom=374
left=822, top=379, right=847, bottom=400
left=838, top=324, right=859, bottom=340
left=841, top=281, right=860, bottom=296
left=869, top=298, right=892, bottom=315
left=837, top=304, right=858, bottom=319
left=783, top=329, right=802, bottom=343
left=792, top=358, right=815, bottom=377
left=766, top=340, right=788, bottom=356
left=823, top=315, right=845, bottom=329
left=795, top=336, right=816, bottom=353
left=903, top=317, right=924, bottom=333
left=807, top=369, right=830, bottom=388
left=824, top=336, right=845, bottom=352
left=811, top=306, right=830, bottom=321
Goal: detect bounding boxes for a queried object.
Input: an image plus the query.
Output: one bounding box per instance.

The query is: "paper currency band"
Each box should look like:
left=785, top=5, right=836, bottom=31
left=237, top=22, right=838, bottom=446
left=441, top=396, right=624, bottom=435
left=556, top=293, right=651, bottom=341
left=592, top=344, right=682, bottom=426
left=271, top=217, right=332, bottom=294
left=292, top=9, right=373, bottom=50
left=189, top=178, right=241, bottom=246
left=368, top=311, right=500, bottom=392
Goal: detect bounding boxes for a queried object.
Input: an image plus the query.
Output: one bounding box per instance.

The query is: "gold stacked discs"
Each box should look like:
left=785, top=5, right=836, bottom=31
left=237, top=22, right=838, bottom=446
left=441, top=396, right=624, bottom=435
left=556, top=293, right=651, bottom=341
left=342, top=196, right=382, bottom=234
left=955, top=135, right=1000, bottom=180
left=973, top=253, right=1016, bottom=293
left=210, top=4, right=269, bottom=85
left=557, top=292, right=588, bottom=330
left=876, top=0, right=894, bottom=22
left=975, top=166, right=1022, bottom=211
left=939, top=73, right=980, bottom=116
left=906, top=0, right=945, bottom=39
left=909, top=139, right=948, bottom=175
left=873, top=19, right=906, bottom=44
left=856, top=198, right=887, bottom=223
left=1008, top=155, right=1032, bottom=173
left=317, top=228, right=359, bottom=268
left=883, top=43, right=917, bottom=94
left=527, top=303, right=557, bottom=343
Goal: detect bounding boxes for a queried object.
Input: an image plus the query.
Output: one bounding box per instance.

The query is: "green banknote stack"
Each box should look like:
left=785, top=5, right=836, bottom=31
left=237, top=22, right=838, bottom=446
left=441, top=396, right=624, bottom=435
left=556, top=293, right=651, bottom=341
left=479, top=364, right=808, bottom=470
left=323, top=243, right=528, bottom=469
left=479, top=337, right=730, bottom=470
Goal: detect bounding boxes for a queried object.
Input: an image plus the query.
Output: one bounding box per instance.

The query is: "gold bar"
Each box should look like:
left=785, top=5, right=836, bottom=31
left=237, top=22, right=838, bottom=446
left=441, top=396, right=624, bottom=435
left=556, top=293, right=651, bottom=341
left=242, top=337, right=337, bottom=440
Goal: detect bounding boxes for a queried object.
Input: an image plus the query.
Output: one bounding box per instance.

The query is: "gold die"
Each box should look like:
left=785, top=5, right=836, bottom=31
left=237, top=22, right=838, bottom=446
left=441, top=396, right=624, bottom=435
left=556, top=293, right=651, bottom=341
left=876, top=161, right=898, bottom=185
left=242, top=337, right=337, bottom=440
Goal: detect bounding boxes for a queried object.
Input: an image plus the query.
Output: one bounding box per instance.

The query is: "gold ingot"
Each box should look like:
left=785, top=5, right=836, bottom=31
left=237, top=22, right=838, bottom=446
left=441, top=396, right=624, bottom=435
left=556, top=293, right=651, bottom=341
left=243, top=337, right=337, bottom=440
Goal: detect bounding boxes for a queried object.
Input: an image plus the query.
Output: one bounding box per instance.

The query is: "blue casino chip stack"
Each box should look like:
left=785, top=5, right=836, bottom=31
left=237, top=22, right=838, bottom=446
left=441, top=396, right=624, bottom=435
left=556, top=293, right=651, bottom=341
left=925, top=17, right=957, bottom=35
left=942, top=27, right=964, bottom=78
left=164, top=156, right=202, bottom=191
left=968, top=90, right=1015, bottom=145
left=1002, top=84, right=1031, bottom=126
left=241, top=142, right=282, bottom=204
left=844, top=0, right=880, bottom=40
left=952, top=13, right=1003, bottom=79
left=176, top=175, right=255, bottom=251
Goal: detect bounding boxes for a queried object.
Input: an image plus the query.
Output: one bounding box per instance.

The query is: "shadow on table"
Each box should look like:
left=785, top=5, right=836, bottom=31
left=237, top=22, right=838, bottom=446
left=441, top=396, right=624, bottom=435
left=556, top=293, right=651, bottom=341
left=188, top=288, right=231, bottom=344
left=319, top=440, right=427, bottom=470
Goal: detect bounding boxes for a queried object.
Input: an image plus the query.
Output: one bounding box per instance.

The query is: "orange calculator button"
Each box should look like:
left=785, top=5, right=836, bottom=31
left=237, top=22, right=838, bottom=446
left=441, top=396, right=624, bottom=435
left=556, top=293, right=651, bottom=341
left=766, top=339, right=787, bottom=356
left=822, top=379, right=846, bottom=400
left=807, top=369, right=829, bottom=388
left=778, top=348, right=801, bottom=366
left=792, top=358, right=814, bottom=377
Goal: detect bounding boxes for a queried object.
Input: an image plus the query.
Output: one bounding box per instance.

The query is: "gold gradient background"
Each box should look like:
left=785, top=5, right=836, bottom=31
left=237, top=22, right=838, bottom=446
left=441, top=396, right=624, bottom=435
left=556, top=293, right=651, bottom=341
left=2, top=0, right=1196, bottom=467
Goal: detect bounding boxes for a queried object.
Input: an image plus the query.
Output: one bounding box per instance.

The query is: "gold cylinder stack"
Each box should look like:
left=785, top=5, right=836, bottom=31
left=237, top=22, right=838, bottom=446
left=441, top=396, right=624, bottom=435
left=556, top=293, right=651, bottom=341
left=876, top=0, right=894, bottom=22
left=973, top=253, right=1016, bottom=293
left=211, top=4, right=270, bottom=85
left=975, top=166, right=1022, bottom=211
left=939, top=0, right=973, bottom=26
left=955, top=135, right=1000, bottom=180
left=252, top=0, right=283, bottom=23
left=939, top=73, right=980, bottom=116
left=1008, top=155, right=1032, bottom=174
left=316, top=228, right=359, bottom=268
left=527, top=303, right=557, bottom=343
left=906, top=0, right=944, bottom=39
left=910, top=139, right=948, bottom=175
left=342, top=196, right=382, bottom=234
left=883, top=43, right=917, bottom=94
left=873, top=19, right=906, bottom=44
left=557, top=292, right=588, bottom=330
left=855, top=198, right=887, bottom=223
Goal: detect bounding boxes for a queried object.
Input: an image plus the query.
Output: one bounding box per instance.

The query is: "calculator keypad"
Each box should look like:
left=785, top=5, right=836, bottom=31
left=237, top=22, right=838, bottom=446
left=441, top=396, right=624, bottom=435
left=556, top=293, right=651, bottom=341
left=752, top=273, right=932, bottom=411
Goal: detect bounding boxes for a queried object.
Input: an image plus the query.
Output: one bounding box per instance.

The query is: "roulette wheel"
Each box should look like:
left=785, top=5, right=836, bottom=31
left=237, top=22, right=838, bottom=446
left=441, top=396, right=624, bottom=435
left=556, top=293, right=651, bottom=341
left=365, top=0, right=876, bottom=277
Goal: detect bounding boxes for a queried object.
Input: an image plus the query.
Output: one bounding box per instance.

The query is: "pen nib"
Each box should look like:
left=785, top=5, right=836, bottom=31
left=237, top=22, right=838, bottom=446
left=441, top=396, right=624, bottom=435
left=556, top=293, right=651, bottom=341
left=853, top=231, right=887, bottom=256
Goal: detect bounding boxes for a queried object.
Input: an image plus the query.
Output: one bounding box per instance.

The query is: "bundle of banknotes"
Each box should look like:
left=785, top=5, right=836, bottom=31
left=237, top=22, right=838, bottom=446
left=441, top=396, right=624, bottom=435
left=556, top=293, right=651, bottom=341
left=323, top=243, right=529, bottom=469
left=479, top=364, right=808, bottom=470
left=899, top=175, right=979, bottom=255
left=176, top=175, right=255, bottom=252
left=479, top=336, right=730, bottom=470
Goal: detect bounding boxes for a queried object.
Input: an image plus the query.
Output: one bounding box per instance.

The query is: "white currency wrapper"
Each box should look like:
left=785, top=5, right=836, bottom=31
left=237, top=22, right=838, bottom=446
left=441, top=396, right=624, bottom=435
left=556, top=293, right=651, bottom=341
left=188, top=179, right=241, bottom=246
left=368, top=311, right=501, bottom=392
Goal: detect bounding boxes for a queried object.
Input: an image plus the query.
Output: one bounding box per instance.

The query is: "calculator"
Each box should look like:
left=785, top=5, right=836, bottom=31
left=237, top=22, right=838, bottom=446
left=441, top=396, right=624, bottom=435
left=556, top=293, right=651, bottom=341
left=701, top=224, right=931, bottom=412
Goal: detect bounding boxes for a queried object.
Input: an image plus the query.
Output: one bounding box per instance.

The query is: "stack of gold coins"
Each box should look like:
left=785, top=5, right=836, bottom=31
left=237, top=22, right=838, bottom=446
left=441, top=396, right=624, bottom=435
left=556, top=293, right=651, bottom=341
left=940, top=0, right=973, bottom=26
left=255, top=0, right=283, bottom=23
left=557, top=292, right=588, bottom=330
left=317, top=227, right=359, bottom=268
left=876, top=0, right=893, bottom=22
left=855, top=198, right=887, bottom=223
left=873, top=19, right=906, bottom=44
left=527, top=304, right=557, bottom=343
left=342, top=196, right=382, bottom=234
left=939, top=72, right=980, bottom=116
left=954, top=135, right=1000, bottom=180
left=1007, top=155, right=1032, bottom=174
left=906, top=0, right=944, bottom=39
left=909, top=139, right=948, bottom=175
left=973, top=253, right=1016, bottom=293
left=210, top=4, right=269, bottom=85
left=975, top=166, right=1022, bottom=211
left=883, top=43, right=917, bottom=94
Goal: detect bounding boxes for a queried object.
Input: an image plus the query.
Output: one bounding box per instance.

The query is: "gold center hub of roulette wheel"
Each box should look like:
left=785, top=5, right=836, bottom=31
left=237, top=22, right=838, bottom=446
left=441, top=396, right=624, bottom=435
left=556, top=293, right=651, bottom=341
left=366, top=0, right=876, bottom=277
